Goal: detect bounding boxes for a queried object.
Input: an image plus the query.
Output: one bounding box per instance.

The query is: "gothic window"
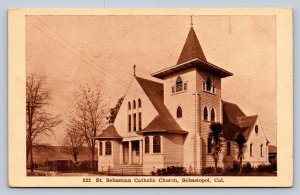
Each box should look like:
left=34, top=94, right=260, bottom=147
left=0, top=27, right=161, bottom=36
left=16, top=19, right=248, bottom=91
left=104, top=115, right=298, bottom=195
left=177, top=106, right=182, bottom=118
left=138, top=112, right=142, bottom=130
left=99, top=141, right=103, bottom=156
left=211, top=108, right=216, bottom=122
left=204, top=106, right=208, bottom=121
left=226, top=141, right=231, bottom=156
left=207, top=137, right=212, bottom=154
left=105, top=141, right=112, bottom=155
left=128, top=115, right=131, bottom=131
left=133, top=113, right=136, bottom=131
left=255, top=125, right=259, bottom=134
left=176, top=76, right=183, bottom=92
left=133, top=100, right=136, bottom=109
left=128, top=102, right=131, bottom=110
left=153, top=136, right=161, bottom=153
left=138, top=98, right=142, bottom=108
left=261, top=144, right=263, bottom=157
left=250, top=143, right=253, bottom=157
left=206, top=76, right=212, bottom=92
left=145, top=136, right=150, bottom=153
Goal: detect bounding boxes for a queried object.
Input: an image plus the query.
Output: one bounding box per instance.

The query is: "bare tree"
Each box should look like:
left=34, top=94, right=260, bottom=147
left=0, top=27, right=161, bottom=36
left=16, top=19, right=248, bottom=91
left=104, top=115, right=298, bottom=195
left=70, top=83, right=107, bottom=169
left=62, top=123, right=85, bottom=163
left=26, top=74, right=61, bottom=172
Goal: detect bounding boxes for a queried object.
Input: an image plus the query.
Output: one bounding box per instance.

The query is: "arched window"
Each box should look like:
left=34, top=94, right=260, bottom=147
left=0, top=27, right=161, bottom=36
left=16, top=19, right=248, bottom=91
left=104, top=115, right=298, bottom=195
left=206, top=76, right=212, bottom=92
left=211, top=108, right=215, bottom=122
left=138, top=98, right=141, bottom=108
left=138, top=112, right=142, bottom=130
left=260, top=144, right=263, bottom=157
left=176, top=76, right=183, bottom=92
left=203, top=107, right=208, bottom=121
left=153, top=136, right=161, bottom=153
left=250, top=143, right=253, bottom=157
left=133, top=100, right=136, bottom=109
left=128, top=114, right=131, bottom=131
left=99, top=141, right=103, bottom=156
left=105, top=141, right=112, bottom=155
left=145, top=136, right=149, bottom=153
left=255, top=125, right=259, bottom=134
left=128, top=102, right=131, bottom=110
left=177, top=106, right=182, bottom=118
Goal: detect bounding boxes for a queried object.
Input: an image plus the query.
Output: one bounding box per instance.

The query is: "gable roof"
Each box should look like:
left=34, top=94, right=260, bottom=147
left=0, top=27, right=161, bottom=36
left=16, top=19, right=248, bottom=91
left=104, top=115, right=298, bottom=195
left=95, top=124, right=122, bottom=139
left=177, top=26, right=207, bottom=65
left=135, top=76, right=186, bottom=134
left=222, top=101, right=258, bottom=141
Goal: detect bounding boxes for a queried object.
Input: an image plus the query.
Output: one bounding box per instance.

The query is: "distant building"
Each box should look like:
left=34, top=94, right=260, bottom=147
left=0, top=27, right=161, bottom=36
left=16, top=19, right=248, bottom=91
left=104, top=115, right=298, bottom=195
left=94, top=21, right=269, bottom=175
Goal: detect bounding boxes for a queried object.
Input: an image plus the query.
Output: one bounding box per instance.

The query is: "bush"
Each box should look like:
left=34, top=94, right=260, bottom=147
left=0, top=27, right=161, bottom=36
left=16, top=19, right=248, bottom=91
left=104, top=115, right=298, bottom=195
left=230, top=160, right=240, bottom=173
left=201, top=166, right=224, bottom=175
left=152, top=166, right=187, bottom=176
left=242, top=162, right=253, bottom=173
left=256, top=164, right=274, bottom=173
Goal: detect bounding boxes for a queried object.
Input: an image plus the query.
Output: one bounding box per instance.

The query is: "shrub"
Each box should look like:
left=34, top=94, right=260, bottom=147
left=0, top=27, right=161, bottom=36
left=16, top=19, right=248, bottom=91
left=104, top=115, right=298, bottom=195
left=242, top=162, right=253, bottom=173
left=201, top=166, right=224, bottom=175
left=256, top=164, right=274, bottom=173
left=152, top=166, right=188, bottom=176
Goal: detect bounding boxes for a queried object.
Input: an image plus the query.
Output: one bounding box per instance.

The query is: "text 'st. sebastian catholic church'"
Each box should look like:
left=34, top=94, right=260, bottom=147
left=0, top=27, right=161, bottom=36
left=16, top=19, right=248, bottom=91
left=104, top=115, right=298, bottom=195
left=94, top=19, right=269, bottom=175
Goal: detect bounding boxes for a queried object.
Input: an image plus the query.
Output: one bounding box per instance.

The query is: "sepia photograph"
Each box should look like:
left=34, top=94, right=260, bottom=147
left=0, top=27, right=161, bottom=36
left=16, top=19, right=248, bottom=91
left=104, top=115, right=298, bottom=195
left=8, top=8, right=292, bottom=187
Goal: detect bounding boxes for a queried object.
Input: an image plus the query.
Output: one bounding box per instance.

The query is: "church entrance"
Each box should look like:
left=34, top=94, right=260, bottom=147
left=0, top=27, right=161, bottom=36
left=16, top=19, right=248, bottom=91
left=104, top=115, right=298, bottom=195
left=122, top=140, right=142, bottom=164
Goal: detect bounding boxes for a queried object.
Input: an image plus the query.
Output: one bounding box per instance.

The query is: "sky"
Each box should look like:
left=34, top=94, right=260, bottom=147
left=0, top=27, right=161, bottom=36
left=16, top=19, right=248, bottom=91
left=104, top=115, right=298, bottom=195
left=26, top=15, right=276, bottom=146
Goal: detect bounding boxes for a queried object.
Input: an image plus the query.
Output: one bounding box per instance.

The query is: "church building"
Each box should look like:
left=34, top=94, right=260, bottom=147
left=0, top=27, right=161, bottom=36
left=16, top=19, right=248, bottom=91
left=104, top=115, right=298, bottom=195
left=94, top=20, right=269, bottom=175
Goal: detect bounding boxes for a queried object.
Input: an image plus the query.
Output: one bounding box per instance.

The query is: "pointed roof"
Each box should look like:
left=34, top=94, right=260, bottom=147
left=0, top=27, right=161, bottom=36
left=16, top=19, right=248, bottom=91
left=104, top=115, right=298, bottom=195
left=177, top=26, right=207, bottom=64
left=222, top=101, right=260, bottom=141
left=135, top=76, right=187, bottom=134
left=94, top=124, right=122, bottom=139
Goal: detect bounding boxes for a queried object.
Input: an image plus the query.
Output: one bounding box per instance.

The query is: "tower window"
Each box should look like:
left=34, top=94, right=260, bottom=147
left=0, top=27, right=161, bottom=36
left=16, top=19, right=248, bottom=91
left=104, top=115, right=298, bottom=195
left=138, top=98, right=142, bottom=108
left=176, top=76, right=183, bottom=92
left=211, top=108, right=216, bottom=122
left=153, top=136, right=161, bottom=153
left=133, top=100, right=136, bottom=109
left=177, top=106, right=182, bottom=118
left=206, top=76, right=212, bottom=92
left=255, top=125, right=259, bottom=134
left=203, top=107, right=208, bottom=121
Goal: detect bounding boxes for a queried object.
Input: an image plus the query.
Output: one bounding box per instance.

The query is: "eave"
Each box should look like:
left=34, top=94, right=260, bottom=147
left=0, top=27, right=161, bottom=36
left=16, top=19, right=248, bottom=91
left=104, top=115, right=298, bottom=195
left=151, top=58, right=233, bottom=79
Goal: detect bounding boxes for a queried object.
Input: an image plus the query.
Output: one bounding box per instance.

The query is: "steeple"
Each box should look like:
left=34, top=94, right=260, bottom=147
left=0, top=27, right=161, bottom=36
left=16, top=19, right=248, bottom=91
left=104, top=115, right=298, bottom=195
left=176, top=20, right=207, bottom=65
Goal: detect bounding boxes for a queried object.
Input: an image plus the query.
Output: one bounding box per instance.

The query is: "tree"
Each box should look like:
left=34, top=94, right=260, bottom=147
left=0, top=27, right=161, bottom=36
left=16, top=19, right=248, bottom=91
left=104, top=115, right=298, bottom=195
left=235, top=133, right=247, bottom=173
left=62, top=123, right=85, bottom=163
left=209, top=122, right=224, bottom=174
left=70, top=83, right=107, bottom=169
left=106, top=96, right=124, bottom=123
left=26, top=74, right=61, bottom=172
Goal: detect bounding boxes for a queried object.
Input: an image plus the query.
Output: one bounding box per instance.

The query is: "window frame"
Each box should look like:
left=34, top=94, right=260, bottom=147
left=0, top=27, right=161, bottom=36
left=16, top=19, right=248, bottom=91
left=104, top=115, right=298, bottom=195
left=203, top=106, right=208, bottom=121
left=250, top=143, right=253, bottom=157
left=176, top=106, right=183, bottom=118
left=175, top=76, right=183, bottom=92
left=138, top=98, right=142, bottom=108
left=211, top=108, right=216, bottom=122
left=99, top=141, right=103, bottom=156
left=153, top=136, right=161, bottom=153
left=145, top=136, right=150, bottom=154
left=105, top=141, right=112, bottom=155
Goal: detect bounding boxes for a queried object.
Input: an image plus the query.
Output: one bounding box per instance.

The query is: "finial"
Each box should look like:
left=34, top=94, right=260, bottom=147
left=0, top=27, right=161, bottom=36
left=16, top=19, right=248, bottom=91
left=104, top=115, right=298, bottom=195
left=190, top=15, right=193, bottom=26
left=133, top=64, right=136, bottom=76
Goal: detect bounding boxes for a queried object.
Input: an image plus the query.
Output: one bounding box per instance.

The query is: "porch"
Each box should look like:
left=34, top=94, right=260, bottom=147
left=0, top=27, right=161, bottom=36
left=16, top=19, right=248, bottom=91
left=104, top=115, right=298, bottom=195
left=120, top=140, right=143, bottom=165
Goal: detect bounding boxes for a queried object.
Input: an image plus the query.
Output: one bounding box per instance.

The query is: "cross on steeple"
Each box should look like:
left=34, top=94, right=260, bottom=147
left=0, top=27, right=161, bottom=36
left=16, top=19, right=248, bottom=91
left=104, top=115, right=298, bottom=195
left=190, top=15, right=193, bottom=26
left=133, top=64, right=136, bottom=76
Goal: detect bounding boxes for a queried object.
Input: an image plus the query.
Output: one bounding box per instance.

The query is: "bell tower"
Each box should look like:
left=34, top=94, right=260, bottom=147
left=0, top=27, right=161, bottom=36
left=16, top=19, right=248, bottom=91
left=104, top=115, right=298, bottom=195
left=151, top=16, right=233, bottom=172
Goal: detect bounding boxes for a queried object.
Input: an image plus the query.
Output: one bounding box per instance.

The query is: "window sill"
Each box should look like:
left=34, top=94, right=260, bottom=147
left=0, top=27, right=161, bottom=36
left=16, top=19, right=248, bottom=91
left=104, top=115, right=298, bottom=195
left=202, top=90, right=216, bottom=95
left=171, top=89, right=187, bottom=95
